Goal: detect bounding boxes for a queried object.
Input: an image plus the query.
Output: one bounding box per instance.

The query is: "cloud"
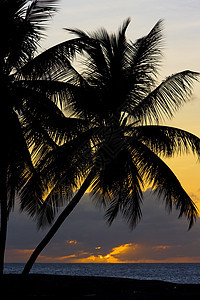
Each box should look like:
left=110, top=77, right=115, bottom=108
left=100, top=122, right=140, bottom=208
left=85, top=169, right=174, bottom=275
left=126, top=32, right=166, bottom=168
left=68, top=243, right=139, bottom=263
left=6, top=249, right=35, bottom=262
left=5, top=190, right=200, bottom=263
left=66, top=240, right=78, bottom=245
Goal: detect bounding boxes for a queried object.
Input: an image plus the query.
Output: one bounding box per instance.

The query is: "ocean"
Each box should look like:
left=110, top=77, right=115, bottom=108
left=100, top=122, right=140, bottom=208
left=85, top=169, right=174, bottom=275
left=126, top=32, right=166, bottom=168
left=4, top=263, right=200, bottom=284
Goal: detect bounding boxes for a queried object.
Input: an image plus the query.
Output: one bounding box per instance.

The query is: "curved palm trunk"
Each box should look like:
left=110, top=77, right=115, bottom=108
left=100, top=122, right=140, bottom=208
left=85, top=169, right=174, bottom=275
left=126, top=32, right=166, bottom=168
left=0, top=169, right=8, bottom=275
left=22, top=169, right=95, bottom=275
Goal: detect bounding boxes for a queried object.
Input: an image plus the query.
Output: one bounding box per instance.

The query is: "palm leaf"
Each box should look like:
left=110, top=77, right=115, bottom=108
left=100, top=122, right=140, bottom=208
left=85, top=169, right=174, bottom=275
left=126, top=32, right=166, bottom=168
left=25, top=0, right=58, bottom=33
left=128, top=139, right=198, bottom=229
left=127, top=124, right=200, bottom=158
left=131, top=71, right=199, bottom=124
left=130, top=19, right=164, bottom=72
left=21, top=126, right=95, bottom=226
left=17, top=36, right=89, bottom=83
left=118, top=19, right=164, bottom=113
left=91, top=147, right=143, bottom=229
left=2, top=0, right=58, bottom=71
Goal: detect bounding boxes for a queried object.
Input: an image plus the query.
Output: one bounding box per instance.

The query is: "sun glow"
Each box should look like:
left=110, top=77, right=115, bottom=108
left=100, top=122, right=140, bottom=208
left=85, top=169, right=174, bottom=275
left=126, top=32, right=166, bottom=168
left=71, top=243, right=139, bottom=263
left=5, top=242, right=200, bottom=263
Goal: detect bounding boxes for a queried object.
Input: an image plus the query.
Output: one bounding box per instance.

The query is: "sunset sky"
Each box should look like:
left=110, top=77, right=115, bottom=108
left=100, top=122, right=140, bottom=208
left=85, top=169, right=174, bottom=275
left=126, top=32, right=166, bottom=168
left=6, top=0, right=200, bottom=263
left=40, top=0, right=200, bottom=207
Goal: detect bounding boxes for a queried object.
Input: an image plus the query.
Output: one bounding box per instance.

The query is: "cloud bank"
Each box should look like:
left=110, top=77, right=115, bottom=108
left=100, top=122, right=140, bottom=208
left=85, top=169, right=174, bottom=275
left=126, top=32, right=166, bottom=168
left=5, top=190, right=200, bottom=263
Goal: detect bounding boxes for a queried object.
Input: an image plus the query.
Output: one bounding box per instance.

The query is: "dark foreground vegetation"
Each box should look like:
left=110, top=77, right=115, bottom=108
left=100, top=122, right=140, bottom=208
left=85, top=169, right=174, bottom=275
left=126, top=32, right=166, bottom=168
left=1, top=274, right=200, bottom=299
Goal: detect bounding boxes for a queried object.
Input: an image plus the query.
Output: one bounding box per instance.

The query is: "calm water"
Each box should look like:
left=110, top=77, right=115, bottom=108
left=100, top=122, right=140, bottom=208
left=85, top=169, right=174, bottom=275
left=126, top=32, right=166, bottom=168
left=4, top=263, right=200, bottom=284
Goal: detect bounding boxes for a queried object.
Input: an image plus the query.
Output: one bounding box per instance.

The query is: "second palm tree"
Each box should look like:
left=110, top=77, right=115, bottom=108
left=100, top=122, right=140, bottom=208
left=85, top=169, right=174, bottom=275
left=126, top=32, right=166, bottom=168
left=22, top=19, right=199, bottom=274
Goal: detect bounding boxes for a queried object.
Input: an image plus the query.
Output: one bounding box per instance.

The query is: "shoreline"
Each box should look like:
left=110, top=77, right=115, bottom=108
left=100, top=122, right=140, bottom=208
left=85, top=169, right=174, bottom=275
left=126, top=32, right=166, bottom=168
left=1, top=274, right=200, bottom=299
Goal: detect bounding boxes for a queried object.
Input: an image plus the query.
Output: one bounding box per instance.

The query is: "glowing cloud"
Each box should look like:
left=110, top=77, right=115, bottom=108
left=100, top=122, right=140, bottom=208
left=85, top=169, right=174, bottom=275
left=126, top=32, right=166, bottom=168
left=153, top=245, right=172, bottom=250
left=66, top=240, right=78, bottom=245
left=70, top=243, right=139, bottom=263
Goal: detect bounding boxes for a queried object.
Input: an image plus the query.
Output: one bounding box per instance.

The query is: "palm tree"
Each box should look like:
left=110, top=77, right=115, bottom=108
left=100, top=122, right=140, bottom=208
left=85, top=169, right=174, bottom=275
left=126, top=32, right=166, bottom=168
left=0, top=0, right=75, bottom=274
left=22, top=19, right=200, bottom=274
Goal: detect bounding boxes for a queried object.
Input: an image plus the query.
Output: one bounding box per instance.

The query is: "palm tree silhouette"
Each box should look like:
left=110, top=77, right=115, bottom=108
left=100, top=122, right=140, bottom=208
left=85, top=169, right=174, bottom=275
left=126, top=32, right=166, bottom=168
left=0, top=0, right=70, bottom=274
left=22, top=19, right=200, bottom=274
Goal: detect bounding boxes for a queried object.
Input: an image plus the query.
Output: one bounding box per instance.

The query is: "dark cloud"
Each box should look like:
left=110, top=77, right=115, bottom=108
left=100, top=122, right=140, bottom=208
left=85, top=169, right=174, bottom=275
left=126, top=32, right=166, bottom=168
left=5, top=190, right=200, bottom=262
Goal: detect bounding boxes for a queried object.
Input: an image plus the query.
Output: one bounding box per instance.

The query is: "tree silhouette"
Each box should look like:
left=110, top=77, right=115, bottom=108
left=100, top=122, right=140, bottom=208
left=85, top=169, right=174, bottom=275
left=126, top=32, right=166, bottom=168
left=0, top=0, right=71, bottom=274
left=22, top=19, right=200, bottom=274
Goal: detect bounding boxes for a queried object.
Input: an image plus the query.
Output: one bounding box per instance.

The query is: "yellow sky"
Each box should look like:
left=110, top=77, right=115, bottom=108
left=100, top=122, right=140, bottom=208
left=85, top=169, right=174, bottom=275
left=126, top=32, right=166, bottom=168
left=40, top=0, right=200, bottom=208
left=165, top=86, right=200, bottom=209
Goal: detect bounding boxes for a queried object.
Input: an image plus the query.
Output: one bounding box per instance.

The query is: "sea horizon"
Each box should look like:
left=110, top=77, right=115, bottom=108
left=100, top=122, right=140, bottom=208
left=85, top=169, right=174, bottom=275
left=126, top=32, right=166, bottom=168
left=4, top=262, right=200, bottom=284
left=5, top=262, right=200, bottom=264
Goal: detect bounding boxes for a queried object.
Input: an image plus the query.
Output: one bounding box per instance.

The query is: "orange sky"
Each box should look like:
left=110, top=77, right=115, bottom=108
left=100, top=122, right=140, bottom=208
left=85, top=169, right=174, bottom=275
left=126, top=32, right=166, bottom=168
left=5, top=242, right=200, bottom=263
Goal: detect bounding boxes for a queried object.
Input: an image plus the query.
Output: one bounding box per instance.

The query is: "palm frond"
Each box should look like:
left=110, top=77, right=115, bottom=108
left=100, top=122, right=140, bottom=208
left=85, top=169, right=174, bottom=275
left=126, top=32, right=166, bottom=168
left=14, top=79, right=90, bottom=148
left=17, top=37, right=88, bottom=85
left=2, top=0, right=59, bottom=72
left=92, top=147, right=143, bottom=229
left=130, top=19, right=164, bottom=74
left=127, top=125, right=200, bottom=159
left=15, top=83, right=63, bottom=164
left=14, top=79, right=73, bottom=113
left=128, top=139, right=198, bottom=229
left=20, top=126, right=95, bottom=227
left=25, top=0, right=58, bottom=33
left=64, top=19, right=130, bottom=90
left=131, top=71, right=199, bottom=124
left=121, top=19, right=164, bottom=111
left=92, top=18, right=131, bottom=73
left=19, top=168, right=45, bottom=218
